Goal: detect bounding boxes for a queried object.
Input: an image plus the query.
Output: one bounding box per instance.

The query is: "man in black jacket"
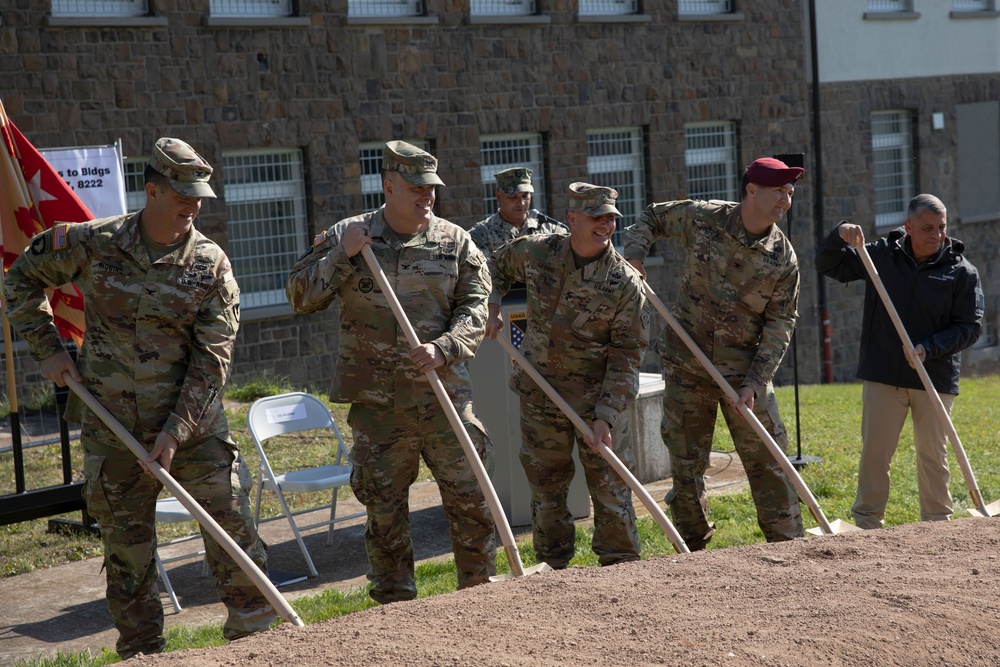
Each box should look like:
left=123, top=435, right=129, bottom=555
left=816, top=193, right=984, bottom=529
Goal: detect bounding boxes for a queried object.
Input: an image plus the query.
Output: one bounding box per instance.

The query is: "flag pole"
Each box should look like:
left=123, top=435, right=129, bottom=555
left=0, top=99, right=25, bottom=492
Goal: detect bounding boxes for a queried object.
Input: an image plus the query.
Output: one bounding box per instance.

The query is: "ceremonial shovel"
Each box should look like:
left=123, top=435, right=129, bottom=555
left=639, top=283, right=858, bottom=535
left=491, top=332, right=690, bottom=554
left=360, top=246, right=550, bottom=579
left=63, top=375, right=305, bottom=628
left=856, top=244, right=998, bottom=518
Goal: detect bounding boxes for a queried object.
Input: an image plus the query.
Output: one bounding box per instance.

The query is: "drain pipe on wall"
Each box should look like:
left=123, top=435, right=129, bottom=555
left=808, top=0, right=834, bottom=384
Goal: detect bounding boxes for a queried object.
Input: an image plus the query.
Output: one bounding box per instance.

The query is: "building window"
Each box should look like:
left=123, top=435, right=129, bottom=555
left=678, top=0, right=731, bottom=14
left=579, top=0, right=636, bottom=16
left=871, top=111, right=915, bottom=229
left=349, top=0, right=423, bottom=17
left=209, top=0, right=292, bottom=16
left=586, top=128, right=645, bottom=247
left=956, top=102, right=1000, bottom=222
left=867, top=0, right=910, bottom=11
left=471, top=0, right=535, bottom=17
left=359, top=140, right=430, bottom=212
left=953, top=0, right=991, bottom=9
left=223, top=148, right=308, bottom=310
left=123, top=158, right=145, bottom=214
left=480, top=134, right=546, bottom=218
left=684, top=121, right=739, bottom=202
left=51, top=0, right=146, bottom=16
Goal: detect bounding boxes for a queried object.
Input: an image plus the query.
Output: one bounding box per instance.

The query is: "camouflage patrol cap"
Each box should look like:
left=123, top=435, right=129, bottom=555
left=568, top=182, right=621, bottom=217
left=495, top=167, right=534, bottom=195
left=148, top=137, right=216, bottom=199
left=383, top=140, right=445, bottom=187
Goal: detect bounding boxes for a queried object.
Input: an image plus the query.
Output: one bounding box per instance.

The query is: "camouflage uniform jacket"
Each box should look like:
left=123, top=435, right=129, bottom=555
left=286, top=206, right=490, bottom=408
left=469, top=209, right=567, bottom=257
left=488, top=234, right=649, bottom=427
left=623, top=200, right=798, bottom=398
left=3, top=213, right=240, bottom=444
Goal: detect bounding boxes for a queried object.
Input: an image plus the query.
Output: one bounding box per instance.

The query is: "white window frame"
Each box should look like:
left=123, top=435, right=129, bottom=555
left=678, top=0, right=731, bottom=15
left=684, top=121, right=739, bottom=202
left=223, top=148, right=308, bottom=310
left=348, top=0, right=423, bottom=18
left=579, top=0, right=636, bottom=16
left=359, top=140, right=430, bottom=212
left=586, top=127, right=646, bottom=248
left=51, top=0, right=146, bottom=17
left=480, top=133, right=546, bottom=217
left=123, top=158, right=145, bottom=214
left=471, top=0, right=535, bottom=17
left=209, top=0, right=292, bottom=17
left=871, top=110, right=915, bottom=229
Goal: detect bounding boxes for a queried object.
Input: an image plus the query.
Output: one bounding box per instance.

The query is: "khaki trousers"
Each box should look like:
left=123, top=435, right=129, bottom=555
left=853, top=380, right=955, bottom=529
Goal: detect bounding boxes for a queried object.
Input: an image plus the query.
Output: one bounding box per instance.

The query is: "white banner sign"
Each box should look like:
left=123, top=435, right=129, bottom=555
left=40, top=144, right=127, bottom=219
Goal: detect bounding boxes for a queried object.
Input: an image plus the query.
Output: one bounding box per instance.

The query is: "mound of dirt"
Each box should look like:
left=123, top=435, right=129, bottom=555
left=126, top=518, right=1000, bottom=667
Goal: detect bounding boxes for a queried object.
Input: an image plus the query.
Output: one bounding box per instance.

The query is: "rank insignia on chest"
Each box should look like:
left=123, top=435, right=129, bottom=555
left=313, top=230, right=328, bottom=247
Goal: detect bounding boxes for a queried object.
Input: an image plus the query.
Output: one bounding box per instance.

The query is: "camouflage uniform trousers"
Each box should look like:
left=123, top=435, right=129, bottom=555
left=661, top=362, right=803, bottom=550
left=347, top=401, right=497, bottom=604
left=81, top=424, right=275, bottom=659
left=519, top=395, right=641, bottom=569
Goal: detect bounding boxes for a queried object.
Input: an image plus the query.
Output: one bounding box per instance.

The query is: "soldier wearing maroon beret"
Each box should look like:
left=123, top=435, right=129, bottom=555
left=623, top=157, right=805, bottom=551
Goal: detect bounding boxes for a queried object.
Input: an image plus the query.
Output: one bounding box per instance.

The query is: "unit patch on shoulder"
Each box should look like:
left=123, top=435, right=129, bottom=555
left=53, top=224, right=70, bottom=250
left=313, top=230, right=328, bottom=247
left=29, top=233, right=50, bottom=256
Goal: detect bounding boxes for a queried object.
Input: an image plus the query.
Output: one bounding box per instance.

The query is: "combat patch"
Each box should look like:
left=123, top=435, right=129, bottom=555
left=29, top=233, right=50, bottom=256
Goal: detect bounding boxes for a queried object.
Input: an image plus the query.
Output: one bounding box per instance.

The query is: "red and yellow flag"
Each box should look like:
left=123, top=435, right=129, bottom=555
left=0, top=101, right=88, bottom=347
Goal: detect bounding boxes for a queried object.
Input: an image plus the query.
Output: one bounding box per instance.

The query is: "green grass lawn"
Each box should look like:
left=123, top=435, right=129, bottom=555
left=5, top=374, right=1000, bottom=666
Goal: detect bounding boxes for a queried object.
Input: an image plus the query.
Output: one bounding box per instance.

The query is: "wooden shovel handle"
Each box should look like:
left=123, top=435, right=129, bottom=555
left=856, top=244, right=989, bottom=516
left=492, top=333, right=690, bottom=554
left=359, top=245, right=528, bottom=577
left=64, top=375, right=304, bottom=627
left=640, top=283, right=836, bottom=535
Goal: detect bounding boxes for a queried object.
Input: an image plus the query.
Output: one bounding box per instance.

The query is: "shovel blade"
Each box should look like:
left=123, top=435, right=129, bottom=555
left=488, top=562, right=553, bottom=582
left=806, top=519, right=863, bottom=536
left=968, top=499, right=1000, bottom=518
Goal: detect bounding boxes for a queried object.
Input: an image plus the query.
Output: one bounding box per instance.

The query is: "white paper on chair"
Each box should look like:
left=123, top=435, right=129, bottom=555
left=265, top=403, right=307, bottom=423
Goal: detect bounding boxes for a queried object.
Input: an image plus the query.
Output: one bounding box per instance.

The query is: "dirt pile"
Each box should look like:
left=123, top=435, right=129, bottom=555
left=126, top=518, right=1000, bottom=667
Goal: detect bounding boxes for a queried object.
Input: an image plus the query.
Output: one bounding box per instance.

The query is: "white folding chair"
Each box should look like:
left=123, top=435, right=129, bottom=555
left=153, top=497, right=208, bottom=612
left=248, top=392, right=361, bottom=577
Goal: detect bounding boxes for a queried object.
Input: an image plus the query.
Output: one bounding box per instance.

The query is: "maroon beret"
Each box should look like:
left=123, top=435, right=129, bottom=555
left=745, top=157, right=804, bottom=187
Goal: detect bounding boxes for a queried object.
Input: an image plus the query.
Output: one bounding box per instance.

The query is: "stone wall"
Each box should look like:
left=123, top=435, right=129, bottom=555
left=2, top=0, right=824, bottom=392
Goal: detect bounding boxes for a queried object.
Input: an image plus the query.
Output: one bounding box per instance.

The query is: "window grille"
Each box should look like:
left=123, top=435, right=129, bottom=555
left=953, top=0, right=990, bottom=9
left=359, top=140, right=430, bottom=212
left=871, top=111, right=914, bottom=228
left=348, top=0, right=423, bottom=18
left=209, top=0, right=292, bottom=16
left=684, top=121, right=739, bottom=202
left=480, top=134, right=546, bottom=217
left=579, top=0, right=636, bottom=16
left=678, top=0, right=731, bottom=14
left=51, top=0, right=146, bottom=17
left=123, top=158, right=145, bottom=214
left=471, top=0, right=535, bottom=17
left=867, top=0, right=909, bottom=11
left=223, top=148, right=308, bottom=309
left=586, top=128, right=646, bottom=247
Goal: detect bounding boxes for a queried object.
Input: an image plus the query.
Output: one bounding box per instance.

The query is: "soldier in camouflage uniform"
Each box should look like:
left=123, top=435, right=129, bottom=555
left=623, top=157, right=806, bottom=551
left=486, top=183, right=649, bottom=569
left=3, top=138, right=275, bottom=659
left=469, top=167, right=567, bottom=258
left=286, top=140, right=496, bottom=604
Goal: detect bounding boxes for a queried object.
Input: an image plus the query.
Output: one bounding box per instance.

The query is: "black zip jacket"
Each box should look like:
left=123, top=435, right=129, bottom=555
left=816, top=223, right=983, bottom=395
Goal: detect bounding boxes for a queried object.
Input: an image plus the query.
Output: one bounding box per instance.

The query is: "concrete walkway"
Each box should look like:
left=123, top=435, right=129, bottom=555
left=0, top=452, right=747, bottom=665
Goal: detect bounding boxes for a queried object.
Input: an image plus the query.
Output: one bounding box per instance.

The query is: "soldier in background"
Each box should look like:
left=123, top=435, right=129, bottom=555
left=623, top=157, right=806, bottom=551
left=3, top=138, right=275, bottom=659
left=486, top=182, right=648, bottom=569
left=469, top=166, right=566, bottom=258
left=286, top=140, right=496, bottom=604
